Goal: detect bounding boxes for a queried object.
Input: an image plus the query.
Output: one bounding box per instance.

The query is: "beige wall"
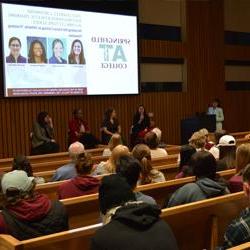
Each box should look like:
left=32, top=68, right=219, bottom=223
left=140, top=63, right=183, bottom=82
left=225, top=65, right=250, bottom=81
left=224, top=0, right=250, bottom=32
left=139, top=0, right=182, bottom=26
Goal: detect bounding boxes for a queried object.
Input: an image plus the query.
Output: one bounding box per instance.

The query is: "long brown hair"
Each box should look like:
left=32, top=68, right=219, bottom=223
left=132, top=144, right=156, bottom=185
left=236, top=144, right=250, bottom=174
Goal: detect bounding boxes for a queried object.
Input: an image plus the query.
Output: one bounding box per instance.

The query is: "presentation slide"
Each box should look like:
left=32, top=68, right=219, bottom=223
left=1, top=3, right=138, bottom=97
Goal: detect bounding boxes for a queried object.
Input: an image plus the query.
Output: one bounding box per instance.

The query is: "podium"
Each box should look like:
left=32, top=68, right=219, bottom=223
left=180, top=114, right=216, bottom=144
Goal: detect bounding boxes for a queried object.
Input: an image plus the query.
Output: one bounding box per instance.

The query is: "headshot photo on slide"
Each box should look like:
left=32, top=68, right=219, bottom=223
left=6, top=37, right=27, bottom=63
left=68, top=39, right=86, bottom=65
left=48, top=38, right=67, bottom=64
left=27, top=37, right=47, bottom=64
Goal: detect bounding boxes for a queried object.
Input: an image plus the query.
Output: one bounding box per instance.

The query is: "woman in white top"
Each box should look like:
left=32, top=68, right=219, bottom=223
left=207, top=98, right=224, bottom=132
left=144, top=131, right=168, bottom=159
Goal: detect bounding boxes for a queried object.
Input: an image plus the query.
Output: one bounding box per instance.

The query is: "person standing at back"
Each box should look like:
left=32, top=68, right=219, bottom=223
left=207, top=98, right=224, bottom=132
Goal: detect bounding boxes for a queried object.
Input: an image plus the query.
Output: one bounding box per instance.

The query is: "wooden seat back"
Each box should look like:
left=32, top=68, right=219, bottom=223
left=0, top=192, right=247, bottom=250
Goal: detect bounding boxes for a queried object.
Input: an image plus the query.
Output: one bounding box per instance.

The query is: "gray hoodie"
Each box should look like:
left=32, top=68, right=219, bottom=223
left=167, top=177, right=229, bottom=207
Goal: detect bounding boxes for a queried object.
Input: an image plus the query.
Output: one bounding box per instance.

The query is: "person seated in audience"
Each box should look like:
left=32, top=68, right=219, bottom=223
left=208, top=131, right=226, bottom=160
left=102, top=133, right=122, bottom=157
left=51, top=141, right=85, bottom=181
left=131, top=105, right=150, bottom=146
left=166, top=151, right=229, bottom=207
left=57, top=152, right=99, bottom=199
left=199, top=128, right=214, bottom=150
left=216, top=135, right=236, bottom=171
left=221, top=164, right=250, bottom=249
left=31, top=111, right=59, bottom=155
left=12, top=155, right=45, bottom=184
left=188, top=131, right=206, bottom=151
left=228, top=143, right=250, bottom=193
left=91, top=174, right=179, bottom=250
left=175, top=144, right=196, bottom=179
left=92, top=145, right=129, bottom=176
left=101, top=107, right=121, bottom=145
left=68, top=108, right=99, bottom=149
left=144, top=131, right=168, bottom=159
left=132, top=144, right=165, bottom=184
left=0, top=170, right=68, bottom=240
left=116, top=155, right=157, bottom=205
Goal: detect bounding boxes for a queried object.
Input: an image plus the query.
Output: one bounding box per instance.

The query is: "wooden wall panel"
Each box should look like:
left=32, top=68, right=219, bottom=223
left=1, top=0, right=250, bottom=158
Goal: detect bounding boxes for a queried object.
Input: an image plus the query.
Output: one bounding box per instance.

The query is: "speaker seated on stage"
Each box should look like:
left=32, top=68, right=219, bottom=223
left=31, top=111, right=59, bottom=155
left=68, top=108, right=99, bottom=149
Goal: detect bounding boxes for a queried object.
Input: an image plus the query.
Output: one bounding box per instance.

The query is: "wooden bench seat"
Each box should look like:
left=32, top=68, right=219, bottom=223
left=0, top=192, right=247, bottom=250
left=228, top=242, right=250, bottom=250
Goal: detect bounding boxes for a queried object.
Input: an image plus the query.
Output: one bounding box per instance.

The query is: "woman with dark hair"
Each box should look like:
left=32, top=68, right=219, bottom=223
left=49, top=39, right=67, bottom=64
left=12, top=155, right=45, bottom=184
left=31, top=111, right=59, bottom=155
left=101, top=108, right=121, bottom=145
left=131, top=105, right=150, bottom=146
left=166, top=151, right=229, bottom=207
left=68, top=108, right=99, bottom=149
left=6, top=37, right=26, bottom=63
left=175, top=144, right=196, bottom=179
left=28, top=40, right=47, bottom=63
left=207, top=98, right=224, bottom=132
left=68, top=39, right=85, bottom=64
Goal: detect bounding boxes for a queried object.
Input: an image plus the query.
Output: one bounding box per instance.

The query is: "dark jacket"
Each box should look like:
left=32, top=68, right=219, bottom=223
left=167, top=177, right=229, bottom=207
left=57, top=175, right=100, bottom=199
left=32, top=121, right=54, bottom=148
left=0, top=193, right=68, bottom=240
left=91, top=203, right=179, bottom=250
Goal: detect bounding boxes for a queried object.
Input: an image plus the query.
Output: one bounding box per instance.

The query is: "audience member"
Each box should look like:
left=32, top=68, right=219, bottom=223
left=221, top=164, right=250, bottom=249
left=12, top=155, right=45, bottom=184
left=132, top=144, right=165, bottom=184
left=188, top=131, right=206, bottom=151
left=216, top=135, right=236, bottom=171
left=229, top=143, right=250, bottom=193
left=68, top=108, right=99, bottom=149
left=144, top=131, right=168, bottom=159
left=116, top=155, right=157, bottom=205
left=208, top=131, right=226, bottom=160
left=92, top=145, right=129, bottom=176
left=51, top=142, right=85, bottom=181
left=166, top=151, right=229, bottom=207
left=91, top=174, right=178, bottom=250
left=57, top=152, right=99, bottom=199
left=0, top=170, right=68, bottom=240
left=175, top=144, right=196, bottom=179
left=102, top=133, right=122, bottom=157
left=101, top=107, right=121, bottom=145
left=31, top=111, right=59, bottom=155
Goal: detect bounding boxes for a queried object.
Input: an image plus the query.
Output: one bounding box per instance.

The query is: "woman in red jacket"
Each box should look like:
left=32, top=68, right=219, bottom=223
left=68, top=108, right=99, bottom=149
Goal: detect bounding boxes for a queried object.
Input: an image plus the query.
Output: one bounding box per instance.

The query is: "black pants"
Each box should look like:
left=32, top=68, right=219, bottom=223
left=79, top=133, right=100, bottom=149
left=31, top=141, right=60, bottom=155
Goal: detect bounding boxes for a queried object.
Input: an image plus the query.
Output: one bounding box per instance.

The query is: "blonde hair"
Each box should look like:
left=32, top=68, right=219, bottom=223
left=132, top=144, right=157, bottom=185
left=189, top=131, right=206, bottom=149
left=106, top=145, right=130, bottom=173
left=236, top=144, right=250, bottom=173
left=108, top=134, right=122, bottom=151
